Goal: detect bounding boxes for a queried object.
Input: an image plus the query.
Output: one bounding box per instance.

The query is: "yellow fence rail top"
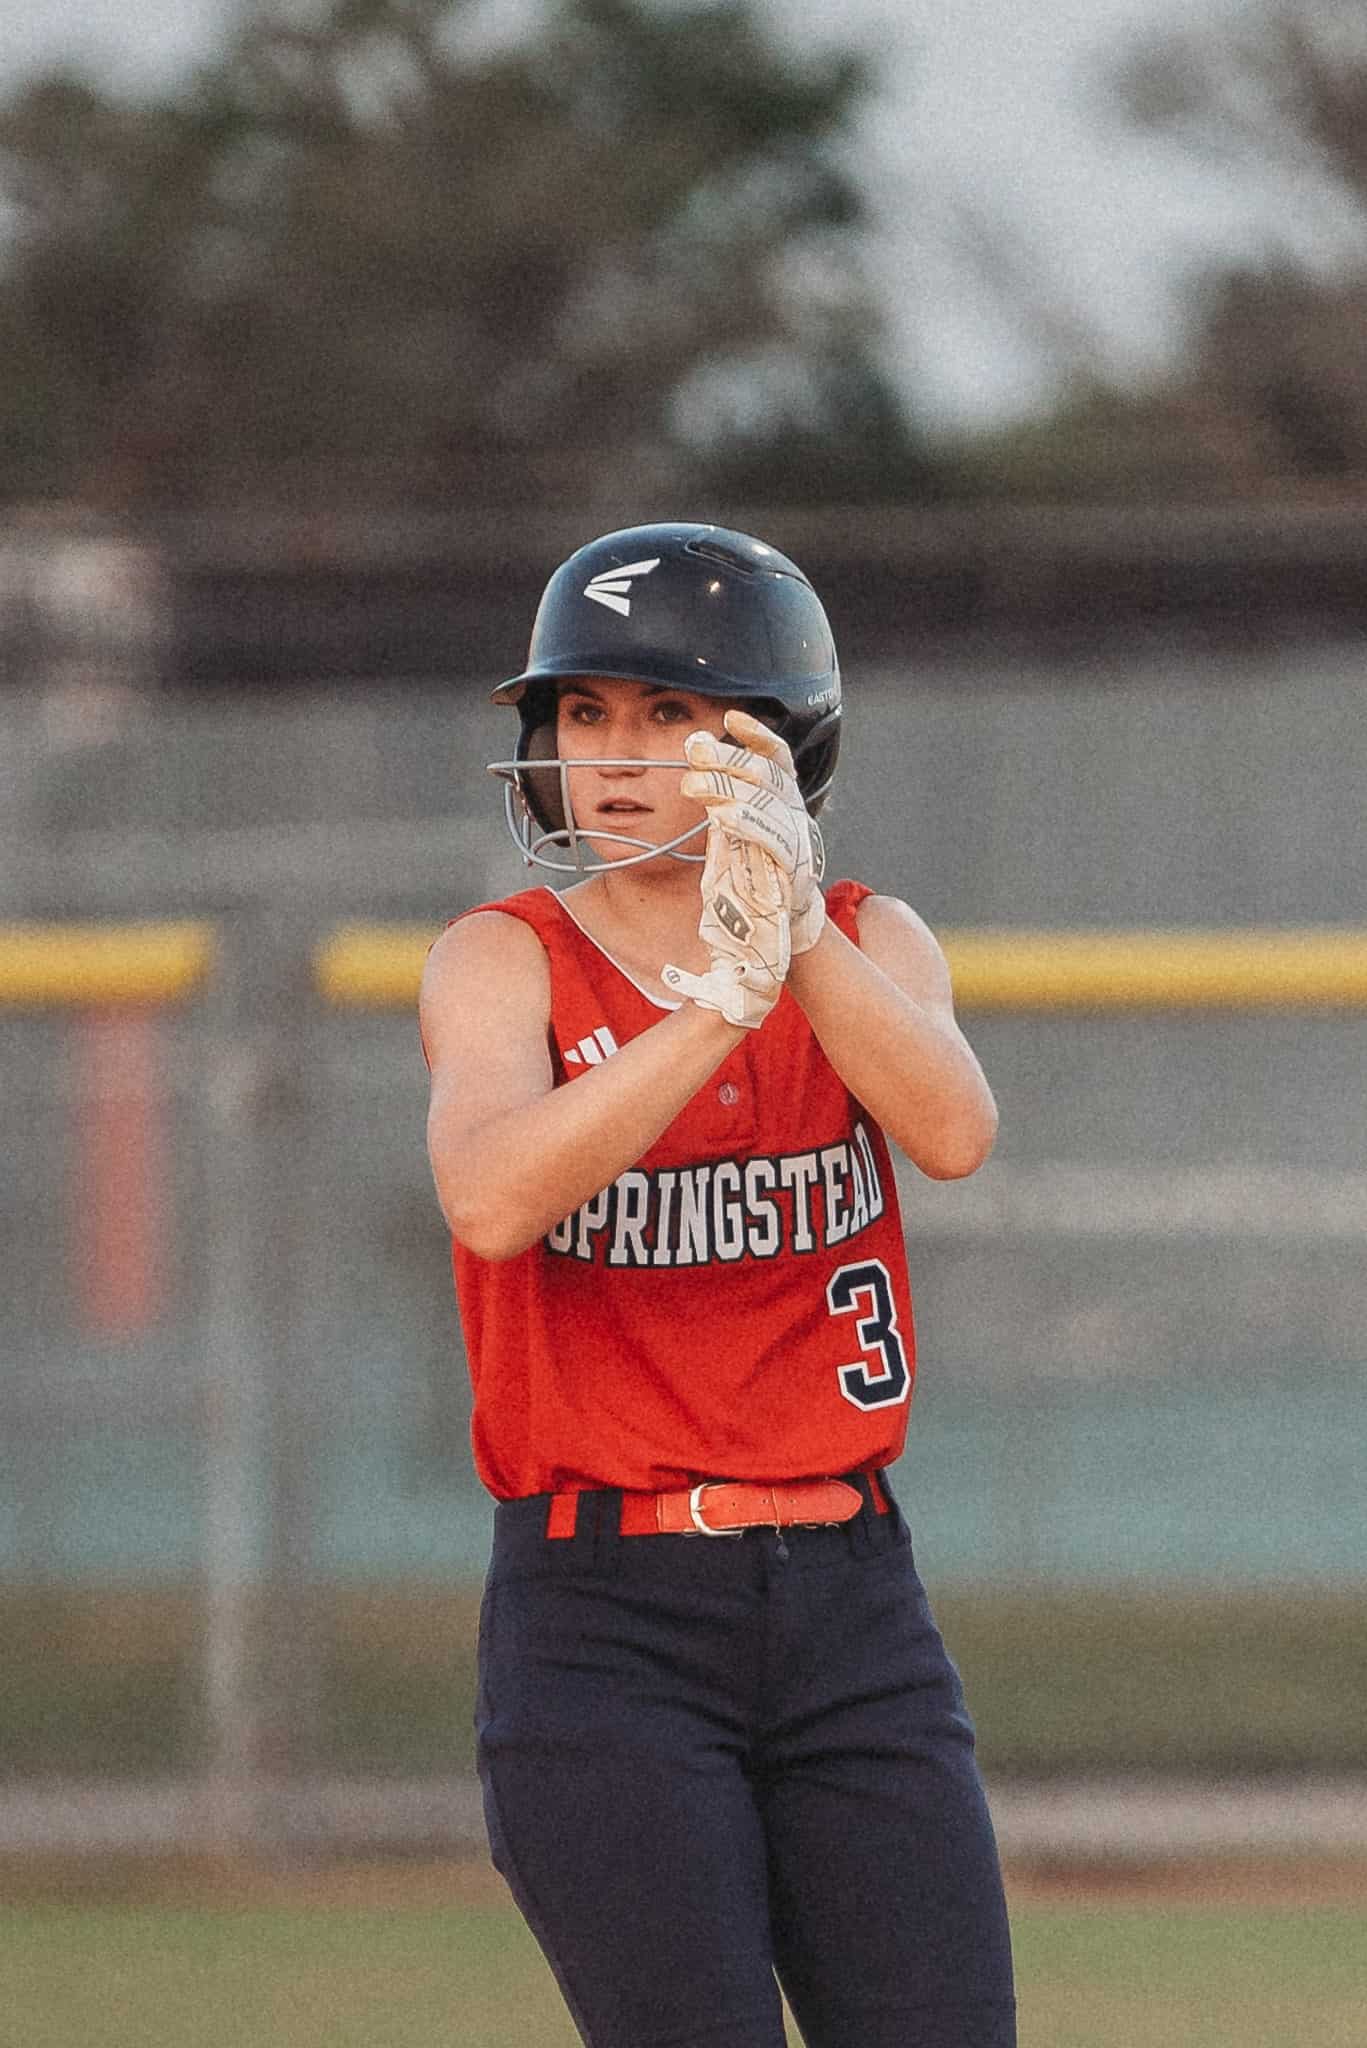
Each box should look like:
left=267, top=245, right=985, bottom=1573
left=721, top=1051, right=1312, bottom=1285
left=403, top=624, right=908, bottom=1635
left=946, top=928, right=1367, bottom=1010
left=316, top=921, right=1367, bottom=1012
left=10, top=918, right=1360, bottom=1013
left=316, top=923, right=438, bottom=1009
left=0, top=922, right=216, bottom=1008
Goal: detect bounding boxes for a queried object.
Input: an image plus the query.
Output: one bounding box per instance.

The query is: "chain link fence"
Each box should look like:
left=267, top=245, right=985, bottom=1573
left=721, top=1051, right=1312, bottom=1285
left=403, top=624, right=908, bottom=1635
left=2, top=633, right=1365, bottom=1851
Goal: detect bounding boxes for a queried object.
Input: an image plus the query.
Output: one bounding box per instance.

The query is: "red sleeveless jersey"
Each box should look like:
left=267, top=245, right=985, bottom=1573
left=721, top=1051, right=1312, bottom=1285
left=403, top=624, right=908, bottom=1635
left=448, top=881, right=917, bottom=1499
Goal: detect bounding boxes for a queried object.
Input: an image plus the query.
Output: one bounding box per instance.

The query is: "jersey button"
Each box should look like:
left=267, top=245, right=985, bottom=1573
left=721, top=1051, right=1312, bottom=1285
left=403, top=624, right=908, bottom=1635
left=717, top=1081, right=740, bottom=1107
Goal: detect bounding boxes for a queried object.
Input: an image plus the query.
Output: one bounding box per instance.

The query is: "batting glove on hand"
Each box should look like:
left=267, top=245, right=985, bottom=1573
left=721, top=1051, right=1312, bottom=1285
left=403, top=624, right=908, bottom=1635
left=662, top=817, right=790, bottom=1030
left=680, top=709, right=825, bottom=954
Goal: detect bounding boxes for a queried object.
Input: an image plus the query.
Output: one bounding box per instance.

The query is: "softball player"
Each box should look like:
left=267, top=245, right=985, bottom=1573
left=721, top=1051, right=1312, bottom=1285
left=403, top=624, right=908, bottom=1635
left=421, top=524, right=1015, bottom=2048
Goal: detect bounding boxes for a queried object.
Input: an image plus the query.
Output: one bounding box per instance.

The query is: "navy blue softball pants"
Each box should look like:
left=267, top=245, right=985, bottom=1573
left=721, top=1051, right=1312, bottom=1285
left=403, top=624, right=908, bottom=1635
left=477, top=1474, right=1016, bottom=2048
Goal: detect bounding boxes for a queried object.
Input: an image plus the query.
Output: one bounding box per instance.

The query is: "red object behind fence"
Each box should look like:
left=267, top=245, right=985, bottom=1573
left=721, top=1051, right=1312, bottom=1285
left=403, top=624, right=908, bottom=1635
left=74, top=1008, right=167, bottom=1338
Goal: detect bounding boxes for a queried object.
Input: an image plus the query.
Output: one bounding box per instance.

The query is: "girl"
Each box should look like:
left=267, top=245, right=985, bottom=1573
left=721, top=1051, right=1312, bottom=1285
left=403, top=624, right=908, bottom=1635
left=420, top=523, right=1015, bottom=2048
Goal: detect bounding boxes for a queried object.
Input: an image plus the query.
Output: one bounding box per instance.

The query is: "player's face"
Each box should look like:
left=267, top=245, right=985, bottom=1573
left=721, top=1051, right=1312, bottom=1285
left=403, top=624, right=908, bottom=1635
left=554, top=678, right=730, bottom=864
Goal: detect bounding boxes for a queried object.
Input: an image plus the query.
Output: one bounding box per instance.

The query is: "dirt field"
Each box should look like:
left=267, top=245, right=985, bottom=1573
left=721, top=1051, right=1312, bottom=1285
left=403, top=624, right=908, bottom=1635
left=4, top=1846, right=1364, bottom=1911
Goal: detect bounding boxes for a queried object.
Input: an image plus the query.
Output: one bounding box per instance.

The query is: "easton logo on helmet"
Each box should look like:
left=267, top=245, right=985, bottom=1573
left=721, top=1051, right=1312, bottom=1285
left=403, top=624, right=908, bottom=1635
left=583, top=558, right=661, bottom=617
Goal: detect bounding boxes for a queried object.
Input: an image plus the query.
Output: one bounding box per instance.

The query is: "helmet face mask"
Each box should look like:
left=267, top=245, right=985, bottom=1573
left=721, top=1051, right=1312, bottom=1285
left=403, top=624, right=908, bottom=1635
left=493, top=718, right=710, bottom=874
left=487, top=523, right=841, bottom=875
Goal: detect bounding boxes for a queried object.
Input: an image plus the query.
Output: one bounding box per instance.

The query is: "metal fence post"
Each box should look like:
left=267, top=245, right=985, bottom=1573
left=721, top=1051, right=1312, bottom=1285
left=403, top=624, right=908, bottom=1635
left=197, top=911, right=277, bottom=1854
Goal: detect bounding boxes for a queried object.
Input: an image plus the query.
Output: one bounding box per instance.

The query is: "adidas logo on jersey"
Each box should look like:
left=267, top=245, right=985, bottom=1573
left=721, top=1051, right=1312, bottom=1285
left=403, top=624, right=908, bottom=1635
left=583, top=558, right=660, bottom=617
left=562, top=1025, right=621, bottom=1068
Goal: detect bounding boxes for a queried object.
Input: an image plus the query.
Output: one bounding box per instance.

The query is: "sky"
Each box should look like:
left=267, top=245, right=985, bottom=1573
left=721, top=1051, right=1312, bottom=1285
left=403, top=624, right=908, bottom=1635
left=0, top=0, right=1356, bottom=430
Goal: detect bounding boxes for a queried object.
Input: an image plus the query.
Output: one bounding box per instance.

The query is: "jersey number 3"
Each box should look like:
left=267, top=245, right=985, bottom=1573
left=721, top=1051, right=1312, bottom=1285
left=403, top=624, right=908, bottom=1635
left=827, top=1260, right=911, bottom=1410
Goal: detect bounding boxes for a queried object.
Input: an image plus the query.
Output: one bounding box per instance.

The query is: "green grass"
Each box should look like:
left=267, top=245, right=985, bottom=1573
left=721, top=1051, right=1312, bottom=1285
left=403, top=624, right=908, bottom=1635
left=0, top=1904, right=562, bottom=2048
left=935, top=1586, right=1367, bottom=1777
left=0, top=1896, right=1363, bottom=2048
left=4, top=1582, right=1367, bottom=1776
left=1012, top=1904, right=1367, bottom=2048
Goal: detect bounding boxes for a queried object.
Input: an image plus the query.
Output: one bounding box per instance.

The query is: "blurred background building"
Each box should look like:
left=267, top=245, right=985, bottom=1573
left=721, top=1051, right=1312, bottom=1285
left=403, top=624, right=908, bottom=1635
left=1, top=0, right=1364, bottom=1857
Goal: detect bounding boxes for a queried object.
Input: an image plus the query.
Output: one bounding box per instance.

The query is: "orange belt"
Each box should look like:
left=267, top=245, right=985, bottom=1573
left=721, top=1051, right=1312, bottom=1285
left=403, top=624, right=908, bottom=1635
left=546, top=1474, right=886, bottom=1540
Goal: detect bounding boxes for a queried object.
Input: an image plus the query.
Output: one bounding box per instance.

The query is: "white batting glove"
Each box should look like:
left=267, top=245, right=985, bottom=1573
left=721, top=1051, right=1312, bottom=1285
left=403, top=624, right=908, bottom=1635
left=680, top=709, right=826, bottom=953
left=662, top=819, right=790, bottom=1029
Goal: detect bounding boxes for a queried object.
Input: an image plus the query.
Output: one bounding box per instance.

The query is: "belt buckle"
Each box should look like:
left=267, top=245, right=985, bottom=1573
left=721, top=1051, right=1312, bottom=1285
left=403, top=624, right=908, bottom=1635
left=687, top=1482, right=745, bottom=1537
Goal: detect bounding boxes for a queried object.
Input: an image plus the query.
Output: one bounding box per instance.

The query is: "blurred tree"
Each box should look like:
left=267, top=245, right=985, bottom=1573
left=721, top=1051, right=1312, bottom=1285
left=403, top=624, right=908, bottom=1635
left=1114, top=2, right=1367, bottom=209
left=944, top=2, right=1367, bottom=502
left=0, top=72, right=251, bottom=499
left=0, top=0, right=931, bottom=509
left=1107, top=1, right=1367, bottom=492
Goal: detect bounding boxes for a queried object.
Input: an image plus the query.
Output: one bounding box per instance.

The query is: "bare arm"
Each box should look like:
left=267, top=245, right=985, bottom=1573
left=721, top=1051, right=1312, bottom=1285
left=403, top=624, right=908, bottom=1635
left=421, top=912, right=746, bottom=1260
left=786, top=894, right=998, bottom=1179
